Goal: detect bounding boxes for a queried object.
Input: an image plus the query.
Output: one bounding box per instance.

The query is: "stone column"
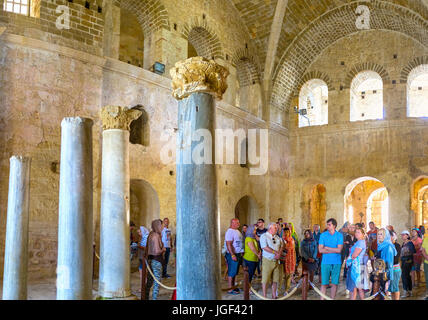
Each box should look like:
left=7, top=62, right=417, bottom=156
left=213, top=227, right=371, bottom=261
left=56, top=117, right=94, bottom=300
left=2, top=156, right=31, bottom=300
left=98, top=106, right=141, bottom=298
left=170, top=57, right=229, bottom=299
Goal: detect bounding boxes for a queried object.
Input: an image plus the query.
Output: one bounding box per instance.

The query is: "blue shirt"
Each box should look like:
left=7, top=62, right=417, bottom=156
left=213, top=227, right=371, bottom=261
left=319, top=230, right=343, bottom=265
left=350, top=239, right=366, bottom=263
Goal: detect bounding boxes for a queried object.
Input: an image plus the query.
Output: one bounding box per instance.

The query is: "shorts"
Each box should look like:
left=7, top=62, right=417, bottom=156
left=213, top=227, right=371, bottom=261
left=411, top=263, right=421, bottom=271
left=389, top=266, right=402, bottom=293
left=225, top=252, right=242, bottom=277
left=262, top=258, right=280, bottom=285
left=321, top=264, right=341, bottom=286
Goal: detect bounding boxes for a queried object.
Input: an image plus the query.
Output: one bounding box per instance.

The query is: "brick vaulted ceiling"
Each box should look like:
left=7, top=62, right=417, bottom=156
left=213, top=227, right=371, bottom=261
left=229, top=0, right=428, bottom=112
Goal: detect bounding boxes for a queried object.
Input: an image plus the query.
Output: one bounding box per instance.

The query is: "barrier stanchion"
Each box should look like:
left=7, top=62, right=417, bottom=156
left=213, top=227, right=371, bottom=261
left=92, top=244, right=95, bottom=284
left=302, top=270, right=308, bottom=300
left=141, top=257, right=148, bottom=300
left=243, top=266, right=249, bottom=300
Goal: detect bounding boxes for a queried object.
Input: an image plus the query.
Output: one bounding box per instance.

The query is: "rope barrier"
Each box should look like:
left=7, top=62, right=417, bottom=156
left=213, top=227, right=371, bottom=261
left=308, top=281, right=388, bottom=301
left=249, top=279, right=302, bottom=300
left=308, top=281, right=334, bottom=300
left=363, top=291, right=380, bottom=300
left=380, top=291, right=392, bottom=300
left=144, top=259, right=176, bottom=290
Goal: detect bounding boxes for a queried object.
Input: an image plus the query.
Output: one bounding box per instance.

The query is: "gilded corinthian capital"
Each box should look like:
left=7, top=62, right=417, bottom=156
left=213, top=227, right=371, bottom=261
left=100, top=106, right=142, bottom=131
left=170, top=56, right=229, bottom=100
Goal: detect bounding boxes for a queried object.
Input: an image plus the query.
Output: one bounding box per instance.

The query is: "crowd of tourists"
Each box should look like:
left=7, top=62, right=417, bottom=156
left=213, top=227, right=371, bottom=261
left=223, top=217, right=428, bottom=300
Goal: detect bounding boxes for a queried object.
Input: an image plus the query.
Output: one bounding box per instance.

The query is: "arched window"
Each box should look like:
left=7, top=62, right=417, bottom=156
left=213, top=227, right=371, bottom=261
left=119, top=8, right=144, bottom=68
left=129, top=106, right=149, bottom=147
left=350, top=71, right=383, bottom=122
left=188, top=27, right=214, bottom=59
left=407, top=64, right=428, bottom=118
left=298, top=79, right=328, bottom=127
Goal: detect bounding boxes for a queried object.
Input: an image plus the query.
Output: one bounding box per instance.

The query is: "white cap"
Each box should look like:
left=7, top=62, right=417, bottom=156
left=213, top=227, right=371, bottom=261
left=401, top=230, right=410, bottom=236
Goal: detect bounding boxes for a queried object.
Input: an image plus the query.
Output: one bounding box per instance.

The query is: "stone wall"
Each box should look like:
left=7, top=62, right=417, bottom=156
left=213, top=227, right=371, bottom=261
left=287, top=31, right=428, bottom=237
left=0, top=33, right=288, bottom=279
left=0, top=0, right=104, bottom=55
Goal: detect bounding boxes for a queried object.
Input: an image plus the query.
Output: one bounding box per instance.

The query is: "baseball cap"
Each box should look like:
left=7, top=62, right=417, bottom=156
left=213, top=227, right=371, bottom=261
left=401, top=230, right=410, bottom=236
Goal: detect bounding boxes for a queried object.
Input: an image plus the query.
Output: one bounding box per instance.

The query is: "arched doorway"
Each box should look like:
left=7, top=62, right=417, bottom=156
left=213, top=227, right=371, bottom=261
left=130, top=179, right=160, bottom=228
left=344, top=177, right=389, bottom=227
left=234, top=196, right=259, bottom=227
left=411, top=176, right=428, bottom=227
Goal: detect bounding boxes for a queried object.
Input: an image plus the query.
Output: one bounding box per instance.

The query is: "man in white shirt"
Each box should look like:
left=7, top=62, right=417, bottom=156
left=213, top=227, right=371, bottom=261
left=260, top=222, right=283, bottom=299
left=225, top=218, right=244, bottom=295
left=161, top=217, right=173, bottom=278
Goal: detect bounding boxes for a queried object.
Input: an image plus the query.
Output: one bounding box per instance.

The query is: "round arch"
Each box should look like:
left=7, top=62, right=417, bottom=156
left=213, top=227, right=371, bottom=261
left=182, top=18, right=224, bottom=60
left=130, top=179, right=160, bottom=228
left=411, top=176, right=428, bottom=227
left=234, top=195, right=259, bottom=227
left=406, top=64, right=428, bottom=117
left=344, top=176, right=389, bottom=227
left=350, top=70, right=384, bottom=122
left=271, top=1, right=428, bottom=112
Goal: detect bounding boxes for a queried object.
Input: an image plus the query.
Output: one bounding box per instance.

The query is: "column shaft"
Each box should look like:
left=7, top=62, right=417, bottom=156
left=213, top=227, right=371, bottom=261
left=176, top=92, right=220, bottom=300
left=2, top=156, right=31, bottom=300
left=57, top=117, right=94, bottom=300
left=98, top=129, right=131, bottom=298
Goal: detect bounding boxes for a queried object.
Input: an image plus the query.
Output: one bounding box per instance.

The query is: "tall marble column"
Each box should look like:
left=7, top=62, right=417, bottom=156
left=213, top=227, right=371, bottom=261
left=57, top=117, right=94, bottom=300
left=98, top=106, right=141, bottom=298
left=170, top=57, right=229, bottom=299
left=2, top=156, right=31, bottom=300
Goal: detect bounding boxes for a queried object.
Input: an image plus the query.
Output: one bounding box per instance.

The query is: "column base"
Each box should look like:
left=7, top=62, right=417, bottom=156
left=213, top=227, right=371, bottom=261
left=95, top=294, right=138, bottom=300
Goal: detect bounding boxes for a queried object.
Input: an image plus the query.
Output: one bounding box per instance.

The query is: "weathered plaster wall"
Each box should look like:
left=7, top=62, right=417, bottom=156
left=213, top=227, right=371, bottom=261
left=0, top=33, right=287, bottom=279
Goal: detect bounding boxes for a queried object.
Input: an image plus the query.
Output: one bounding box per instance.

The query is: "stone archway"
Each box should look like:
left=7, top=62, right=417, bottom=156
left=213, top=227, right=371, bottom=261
left=411, top=176, right=428, bottom=227
left=234, top=195, right=259, bottom=227
left=130, top=179, right=160, bottom=228
left=344, top=177, right=389, bottom=227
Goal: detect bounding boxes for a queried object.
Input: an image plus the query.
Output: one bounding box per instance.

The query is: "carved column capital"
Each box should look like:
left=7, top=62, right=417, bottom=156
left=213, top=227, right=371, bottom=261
left=170, top=56, right=229, bottom=100
left=100, top=106, right=141, bottom=131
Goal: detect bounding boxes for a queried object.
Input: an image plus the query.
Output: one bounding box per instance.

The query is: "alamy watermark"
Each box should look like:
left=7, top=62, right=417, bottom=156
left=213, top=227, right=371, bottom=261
left=55, top=5, right=70, bottom=30
left=355, top=5, right=370, bottom=30
left=160, top=124, right=269, bottom=176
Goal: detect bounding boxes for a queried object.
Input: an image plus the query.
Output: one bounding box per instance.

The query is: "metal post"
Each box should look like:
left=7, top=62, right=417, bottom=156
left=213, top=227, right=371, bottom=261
left=243, top=266, right=249, bottom=300
left=302, top=269, right=308, bottom=300
left=141, top=258, right=147, bottom=300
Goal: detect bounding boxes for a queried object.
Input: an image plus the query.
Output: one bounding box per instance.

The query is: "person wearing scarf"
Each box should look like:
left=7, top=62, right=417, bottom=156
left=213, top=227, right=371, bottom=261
left=301, top=229, right=318, bottom=285
left=289, top=222, right=300, bottom=275
left=281, top=228, right=296, bottom=295
left=376, top=228, right=397, bottom=295
left=346, top=227, right=367, bottom=300
left=144, top=219, right=165, bottom=300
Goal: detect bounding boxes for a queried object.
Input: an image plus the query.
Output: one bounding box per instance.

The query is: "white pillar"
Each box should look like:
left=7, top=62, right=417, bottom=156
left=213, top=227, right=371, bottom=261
left=2, top=156, right=31, bottom=300
left=57, top=117, right=94, bottom=300
left=98, top=106, right=141, bottom=298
